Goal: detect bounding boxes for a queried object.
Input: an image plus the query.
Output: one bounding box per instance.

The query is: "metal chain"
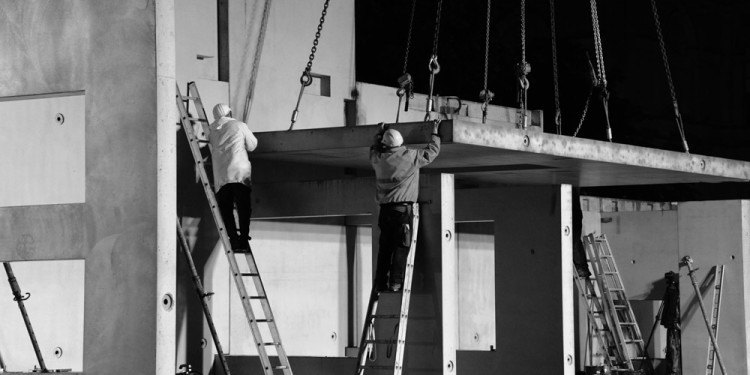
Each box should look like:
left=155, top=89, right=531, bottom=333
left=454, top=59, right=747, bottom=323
left=589, top=0, right=607, bottom=87
left=432, top=0, right=443, bottom=57
left=479, top=0, right=494, bottom=123
left=573, top=87, right=593, bottom=137
left=517, top=0, right=530, bottom=129
left=306, top=0, right=330, bottom=73
left=550, top=0, right=562, bottom=134
left=289, top=0, right=330, bottom=130
left=425, top=0, right=444, bottom=122
left=403, top=0, right=417, bottom=76
left=483, top=0, right=491, bottom=92
left=650, top=0, right=689, bottom=152
left=520, top=0, right=526, bottom=65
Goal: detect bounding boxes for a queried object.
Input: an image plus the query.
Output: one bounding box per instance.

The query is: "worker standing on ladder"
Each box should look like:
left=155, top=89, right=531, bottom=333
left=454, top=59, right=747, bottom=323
left=370, top=122, right=441, bottom=292
left=207, top=103, right=258, bottom=252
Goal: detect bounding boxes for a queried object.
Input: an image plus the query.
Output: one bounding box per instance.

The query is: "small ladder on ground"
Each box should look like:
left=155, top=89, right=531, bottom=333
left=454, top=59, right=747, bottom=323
left=356, top=203, right=420, bottom=375
left=584, top=234, right=647, bottom=372
left=706, top=265, right=725, bottom=375
left=176, top=81, right=293, bottom=375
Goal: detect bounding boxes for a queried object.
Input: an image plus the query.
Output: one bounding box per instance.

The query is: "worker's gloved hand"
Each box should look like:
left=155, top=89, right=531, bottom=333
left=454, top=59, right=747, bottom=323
left=432, top=120, right=441, bottom=135
left=375, top=122, right=387, bottom=141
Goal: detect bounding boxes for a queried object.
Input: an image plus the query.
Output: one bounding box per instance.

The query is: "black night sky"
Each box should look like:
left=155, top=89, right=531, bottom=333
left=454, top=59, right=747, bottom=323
left=355, top=0, right=749, bottom=199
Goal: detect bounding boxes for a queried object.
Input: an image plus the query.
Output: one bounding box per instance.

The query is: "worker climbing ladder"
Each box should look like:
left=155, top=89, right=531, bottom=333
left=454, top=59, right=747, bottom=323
left=578, top=234, right=647, bottom=372
left=176, top=81, right=293, bottom=375
left=356, top=203, right=420, bottom=375
left=706, top=265, right=725, bottom=375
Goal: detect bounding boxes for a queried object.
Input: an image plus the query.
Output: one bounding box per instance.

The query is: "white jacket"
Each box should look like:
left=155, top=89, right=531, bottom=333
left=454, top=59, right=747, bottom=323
left=207, top=117, right=258, bottom=192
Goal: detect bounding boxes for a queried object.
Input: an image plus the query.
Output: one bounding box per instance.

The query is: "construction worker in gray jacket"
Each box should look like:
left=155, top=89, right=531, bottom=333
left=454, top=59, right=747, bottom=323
left=370, top=122, right=441, bottom=291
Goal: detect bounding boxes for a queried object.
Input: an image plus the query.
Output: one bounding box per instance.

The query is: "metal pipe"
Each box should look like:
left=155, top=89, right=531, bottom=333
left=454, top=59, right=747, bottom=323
left=3, top=262, right=48, bottom=372
left=681, top=256, right=728, bottom=375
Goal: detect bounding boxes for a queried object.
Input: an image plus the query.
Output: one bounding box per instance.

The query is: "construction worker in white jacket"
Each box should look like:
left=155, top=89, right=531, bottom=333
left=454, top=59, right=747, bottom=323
left=207, top=103, right=258, bottom=251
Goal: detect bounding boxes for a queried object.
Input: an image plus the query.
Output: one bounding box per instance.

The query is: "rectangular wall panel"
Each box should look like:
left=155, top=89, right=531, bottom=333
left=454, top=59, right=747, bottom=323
left=0, top=92, right=85, bottom=207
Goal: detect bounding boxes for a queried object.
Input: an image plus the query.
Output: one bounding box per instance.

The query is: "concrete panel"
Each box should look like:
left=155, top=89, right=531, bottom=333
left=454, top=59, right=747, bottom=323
left=678, top=200, right=749, bottom=375
left=230, top=0, right=355, bottom=130
left=250, top=120, right=750, bottom=187
left=0, top=260, right=84, bottom=372
left=601, top=210, right=679, bottom=299
left=175, top=0, right=218, bottom=86
left=0, top=92, right=85, bottom=207
left=228, top=221, right=348, bottom=357
left=454, top=185, right=574, bottom=375
left=456, top=222, right=496, bottom=351
left=0, top=1, right=172, bottom=374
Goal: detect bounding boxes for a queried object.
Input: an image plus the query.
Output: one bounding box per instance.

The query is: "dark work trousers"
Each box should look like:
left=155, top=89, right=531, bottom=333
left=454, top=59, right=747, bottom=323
left=216, top=183, right=252, bottom=249
left=375, top=204, right=413, bottom=290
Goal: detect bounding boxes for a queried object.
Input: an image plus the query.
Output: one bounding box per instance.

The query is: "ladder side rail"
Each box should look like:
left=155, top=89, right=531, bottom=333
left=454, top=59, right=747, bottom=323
left=393, top=203, right=420, bottom=375
left=356, top=288, right=380, bottom=375
left=586, top=235, right=631, bottom=368
left=574, top=273, right=616, bottom=369
left=600, top=236, right=647, bottom=360
left=176, top=219, right=232, bottom=375
left=241, top=251, right=294, bottom=372
left=706, top=265, right=725, bottom=375
left=176, top=84, right=276, bottom=374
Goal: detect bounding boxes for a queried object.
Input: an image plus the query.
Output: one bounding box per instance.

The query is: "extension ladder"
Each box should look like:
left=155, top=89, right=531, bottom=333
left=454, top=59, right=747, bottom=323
left=706, top=265, right=725, bottom=375
left=580, top=234, right=647, bottom=372
left=176, top=82, right=293, bottom=375
left=574, top=268, right=617, bottom=370
left=356, top=203, right=420, bottom=375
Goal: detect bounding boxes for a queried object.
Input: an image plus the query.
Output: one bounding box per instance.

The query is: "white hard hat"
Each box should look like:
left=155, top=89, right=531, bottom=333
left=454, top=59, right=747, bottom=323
left=213, top=103, right=232, bottom=120
left=382, top=129, right=403, bottom=147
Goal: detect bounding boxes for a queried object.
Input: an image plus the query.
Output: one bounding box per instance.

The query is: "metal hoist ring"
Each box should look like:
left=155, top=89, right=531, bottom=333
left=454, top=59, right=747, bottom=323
left=300, top=70, right=313, bottom=87
left=428, top=55, right=441, bottom=75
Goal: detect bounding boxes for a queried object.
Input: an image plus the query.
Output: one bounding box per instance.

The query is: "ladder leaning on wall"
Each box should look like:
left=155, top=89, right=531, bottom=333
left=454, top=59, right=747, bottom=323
left=356, top=203, right=420, bottom=375
left=176, top=82, right=293, bottom=375
left=575, top=234, right=647, bottom=372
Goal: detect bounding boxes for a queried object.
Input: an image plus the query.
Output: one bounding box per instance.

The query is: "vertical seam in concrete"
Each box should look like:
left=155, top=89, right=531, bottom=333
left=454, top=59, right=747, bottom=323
left=155, top=0, right=176, bottom=374
left=560, top=184, right=574, bottom=375
left=742, top=200, right=750, bottom=373
left=440, top=174, right=457, bottom=375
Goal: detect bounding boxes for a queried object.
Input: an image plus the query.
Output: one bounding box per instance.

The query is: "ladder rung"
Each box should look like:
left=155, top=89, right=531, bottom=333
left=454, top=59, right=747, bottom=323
left=249, top=296, right=267, bottom=300
left=181, top=95, right=199, bottom=101
left=372, top=314, right=401, bottom=319
left=262, top=342, right=280, bottom=346
left=241, top=273, right=260, bottom=277
left=274, top=366, right=289, bottom=370
left=187, top=116, right=208, bottom=123
left=254, top=319, right=274, bottom=323
left=620, top=322, right=636, bottom=326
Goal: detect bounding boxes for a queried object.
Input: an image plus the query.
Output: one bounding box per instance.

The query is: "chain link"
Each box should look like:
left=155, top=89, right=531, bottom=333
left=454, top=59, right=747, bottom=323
left=305, top=0, right=330, bottom=73
left=651, top=0, right=689, bottom=152
left=573, top=87, right=594, bottom=137
left=550, top=0, right=561, bottom=134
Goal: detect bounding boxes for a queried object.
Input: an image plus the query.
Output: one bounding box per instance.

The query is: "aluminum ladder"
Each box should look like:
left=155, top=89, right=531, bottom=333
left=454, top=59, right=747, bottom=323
left=356, top=203, right=420, bottom=375
left=574, top=267, right=619, bottom=370
left=176, top=81, right=293, bottom=375
left=584, top=234, right=647, bottom=372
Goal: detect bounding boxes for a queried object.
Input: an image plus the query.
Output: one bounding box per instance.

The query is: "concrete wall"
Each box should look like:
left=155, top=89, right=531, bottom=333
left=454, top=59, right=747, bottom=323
left=593, top=200, right=750, bottom=374
left=0, top=1, right=176, bottom=374
left=230, top=0, right=356, bottom=130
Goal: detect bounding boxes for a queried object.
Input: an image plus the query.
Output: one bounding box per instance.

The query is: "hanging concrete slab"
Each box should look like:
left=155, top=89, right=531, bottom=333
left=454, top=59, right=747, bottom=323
left=250, top=119, right=750, bottom=187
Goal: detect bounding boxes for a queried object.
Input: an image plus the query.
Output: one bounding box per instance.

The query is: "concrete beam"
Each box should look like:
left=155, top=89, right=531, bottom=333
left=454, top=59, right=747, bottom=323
left=251, top=178, right=376, bottom=219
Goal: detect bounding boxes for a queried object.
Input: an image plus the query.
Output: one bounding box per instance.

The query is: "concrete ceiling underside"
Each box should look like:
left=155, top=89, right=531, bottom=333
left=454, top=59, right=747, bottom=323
left=251, top=120, right=750, bottom=187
